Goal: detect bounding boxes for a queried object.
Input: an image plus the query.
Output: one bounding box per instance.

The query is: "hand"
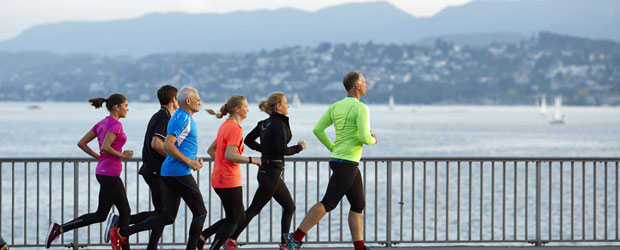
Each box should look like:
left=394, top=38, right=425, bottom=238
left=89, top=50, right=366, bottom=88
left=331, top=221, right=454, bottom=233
left=121, top=150, right=133, bottom=159
left=371, top=133, right=378, bottom=143
left=298, top=140, right=306, bottom=150
left=189, top=158, right=203, bottom=170
left=251, top=157, right=262, bottom=166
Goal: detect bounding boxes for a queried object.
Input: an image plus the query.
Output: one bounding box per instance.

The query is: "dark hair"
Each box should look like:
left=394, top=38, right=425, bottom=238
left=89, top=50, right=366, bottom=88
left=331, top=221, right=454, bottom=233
left=258, top=92, right=284, bottom=115
left=157, top=85, right=178, bottom=105
left=88, top=94, right=127, bottom=111
left=206, top=95, right=246, bottom=119
left=343, top=72, right=361, bottom=91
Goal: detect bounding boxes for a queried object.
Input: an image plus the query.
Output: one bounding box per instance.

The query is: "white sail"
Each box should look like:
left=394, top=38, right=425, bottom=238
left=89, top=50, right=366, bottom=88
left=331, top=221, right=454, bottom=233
left=540, top=94, right=547, bottom=115
left=292, top=93, right=301, bottom=108
left=550, top=95, right=564, bottom=124
left=389, top=95, right=395, bottom=110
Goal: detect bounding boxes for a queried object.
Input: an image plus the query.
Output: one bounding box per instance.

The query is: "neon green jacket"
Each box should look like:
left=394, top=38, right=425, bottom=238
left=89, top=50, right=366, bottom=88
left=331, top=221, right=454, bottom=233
left=313, top=97, right=376, bottom=162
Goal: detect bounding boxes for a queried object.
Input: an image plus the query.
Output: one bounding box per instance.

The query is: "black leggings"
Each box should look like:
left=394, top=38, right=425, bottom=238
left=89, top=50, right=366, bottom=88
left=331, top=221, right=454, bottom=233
left=126, top=174, right=166, bottom=250
left=61, top=175, right=131, bottom=250
left=123, top=175, right=207, bottom=250
left=229, top=165, right=295, bottom=242
left=320, top=161, right=365, bottom=213
left=201, top=187, right=245, bottom=250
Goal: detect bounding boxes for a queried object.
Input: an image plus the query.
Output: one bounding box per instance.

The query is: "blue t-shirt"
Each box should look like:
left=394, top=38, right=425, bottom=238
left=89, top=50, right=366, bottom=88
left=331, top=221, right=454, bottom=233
left=160, top=108, right=197, bottom=176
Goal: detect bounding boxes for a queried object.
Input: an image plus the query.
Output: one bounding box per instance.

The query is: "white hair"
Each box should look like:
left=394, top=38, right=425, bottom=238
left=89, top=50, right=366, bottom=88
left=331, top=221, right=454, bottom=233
left=178, top=87, right=197, bottom=103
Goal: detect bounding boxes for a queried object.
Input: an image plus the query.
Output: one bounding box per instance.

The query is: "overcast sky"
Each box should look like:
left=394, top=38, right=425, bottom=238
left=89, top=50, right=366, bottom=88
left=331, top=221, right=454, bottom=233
left=0, top=0, right=472, bottom=42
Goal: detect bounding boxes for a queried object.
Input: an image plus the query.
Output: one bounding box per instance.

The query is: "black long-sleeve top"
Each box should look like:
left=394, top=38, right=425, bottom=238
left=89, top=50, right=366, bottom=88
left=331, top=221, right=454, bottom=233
left=244, top=112, right=303, bottom=161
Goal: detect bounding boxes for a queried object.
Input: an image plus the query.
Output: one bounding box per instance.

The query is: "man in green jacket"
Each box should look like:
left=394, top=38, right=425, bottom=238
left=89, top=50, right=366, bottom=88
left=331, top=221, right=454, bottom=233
left=285, top=72, right=378, bottom=250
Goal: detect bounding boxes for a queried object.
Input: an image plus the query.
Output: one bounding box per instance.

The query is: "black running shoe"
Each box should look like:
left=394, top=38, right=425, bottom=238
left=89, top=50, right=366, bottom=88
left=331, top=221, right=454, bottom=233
left=196, top=234, right=206, bottom=250
left=364, top=246, right=371, bottom=250
left=45, top=223, right=60, bottom=248
left=104, top=213, right=119, bottom=243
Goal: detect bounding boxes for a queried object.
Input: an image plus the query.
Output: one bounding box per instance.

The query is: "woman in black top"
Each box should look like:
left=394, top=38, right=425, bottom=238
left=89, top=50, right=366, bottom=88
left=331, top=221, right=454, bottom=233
left=199, top=92, right=305, bottom=250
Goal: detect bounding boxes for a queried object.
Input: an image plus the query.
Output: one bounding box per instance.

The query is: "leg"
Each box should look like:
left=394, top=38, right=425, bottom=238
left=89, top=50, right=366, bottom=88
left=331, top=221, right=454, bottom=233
left=230, top=167, right=281, bottom=240
left=123, top=178, right=180, bottom=238
left=298, top=162, right=358, bottom=234
left=61, top=175, right=118, bottom=232
left=271, top=177, right=296, bottom=237
left=112, top=177, right=132, bottom=250
left=129, top=174, right=164, bottom=223
left=173, top=175, right=207, bottom=250
left=209, top=187, right=245, bottom=250
left=345, top=167, right=365, bottom=248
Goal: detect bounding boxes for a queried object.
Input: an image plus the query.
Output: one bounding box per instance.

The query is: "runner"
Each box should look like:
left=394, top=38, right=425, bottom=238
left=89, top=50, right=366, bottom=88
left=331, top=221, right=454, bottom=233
left=113, top=87, right=207, bottom=250
left=224, top=92, right=305, bottom=250
left=284, top=72, right=378, bottom=250
left=45, top=94, right=134, bottom=250
left=199, top=95, right=261, bottom=250
left=105, top=85, right=179, bottom=250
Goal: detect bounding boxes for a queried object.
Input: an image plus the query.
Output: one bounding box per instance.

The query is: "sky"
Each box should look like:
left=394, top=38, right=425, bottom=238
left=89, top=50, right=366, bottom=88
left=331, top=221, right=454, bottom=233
left=0, top=0, right=472, bottom=42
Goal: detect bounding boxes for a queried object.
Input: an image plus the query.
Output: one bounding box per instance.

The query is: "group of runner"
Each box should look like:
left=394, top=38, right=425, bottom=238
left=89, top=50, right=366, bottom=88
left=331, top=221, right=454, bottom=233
left=45, top=71, right=377, bottom=250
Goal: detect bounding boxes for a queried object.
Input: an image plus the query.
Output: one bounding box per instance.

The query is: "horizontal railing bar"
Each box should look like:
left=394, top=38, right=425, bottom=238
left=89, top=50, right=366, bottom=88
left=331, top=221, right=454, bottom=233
left=2, top=157, right=620, bottom=162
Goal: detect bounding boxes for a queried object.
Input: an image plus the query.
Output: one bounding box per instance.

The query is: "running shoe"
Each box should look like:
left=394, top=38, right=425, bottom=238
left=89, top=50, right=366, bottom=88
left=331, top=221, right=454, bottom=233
left=279, top=243, right=289, bottom=250
left=45, top=223, right=61, bottom=249
left=223, top=238, right=237, bottom=250
left=109, top=227, right=127, bottom=250
left=196, top=234, right=206, bottom=250
left=282, top=233, right=301, bottom=250
left=364, top=246, right=371, bottom=250
left=104, top=213, right=119, bottom=243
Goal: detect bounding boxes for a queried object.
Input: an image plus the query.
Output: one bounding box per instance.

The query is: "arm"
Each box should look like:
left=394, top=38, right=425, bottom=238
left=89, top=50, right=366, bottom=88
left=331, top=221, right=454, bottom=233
left=163, top=134, right=203, bottom=170
left=77, top=130, right=99, bottom=159
left=207, top=140, right=217, bottom=159
left=101, top=132, right=133, bottom=159
left=277, top=122, right=303, bottom=156
left=151, top=137, right=166, bottom=156
left=225, top=145, right=261, bottom=165
left=313, top=105, right=334, bottom=151
left=243, top=123, right=261, bottom=152
left=356, top=105, right=377, bottom=145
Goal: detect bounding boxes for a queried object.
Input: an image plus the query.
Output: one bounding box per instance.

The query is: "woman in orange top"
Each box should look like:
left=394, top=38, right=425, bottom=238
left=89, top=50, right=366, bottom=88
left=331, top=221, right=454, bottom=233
left=199, top=95, right=261, bottom=250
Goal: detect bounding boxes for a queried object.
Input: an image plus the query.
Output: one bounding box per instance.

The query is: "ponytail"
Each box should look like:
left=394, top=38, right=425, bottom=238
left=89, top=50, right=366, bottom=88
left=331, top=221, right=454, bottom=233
left=88, top=94, right=126, bottom=111
left=88, top=98, right=106, bottom=109
left=207, top=95, right=246, bottom=119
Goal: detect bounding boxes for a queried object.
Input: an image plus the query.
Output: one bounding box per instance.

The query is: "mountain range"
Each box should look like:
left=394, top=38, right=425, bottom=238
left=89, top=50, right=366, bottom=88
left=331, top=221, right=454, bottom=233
left=0, top=0, right=619, bottom=57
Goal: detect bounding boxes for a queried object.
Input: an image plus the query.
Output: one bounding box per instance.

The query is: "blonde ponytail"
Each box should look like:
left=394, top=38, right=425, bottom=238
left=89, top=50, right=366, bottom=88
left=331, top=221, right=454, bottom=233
left=206, top=95, right=245, bottom=119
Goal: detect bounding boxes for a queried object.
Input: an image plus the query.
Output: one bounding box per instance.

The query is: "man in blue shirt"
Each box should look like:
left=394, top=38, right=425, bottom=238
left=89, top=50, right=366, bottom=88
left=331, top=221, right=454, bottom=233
left=114, top=87, right=207, bottom=250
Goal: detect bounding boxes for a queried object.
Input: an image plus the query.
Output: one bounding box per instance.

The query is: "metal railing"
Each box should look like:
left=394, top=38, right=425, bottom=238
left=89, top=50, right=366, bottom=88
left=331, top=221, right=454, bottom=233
left=1, top=157, right=620, bottom=249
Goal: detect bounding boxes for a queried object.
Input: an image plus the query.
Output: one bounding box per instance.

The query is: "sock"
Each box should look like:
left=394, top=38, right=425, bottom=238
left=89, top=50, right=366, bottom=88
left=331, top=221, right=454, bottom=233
left=354, top=240, right=365, bottom=250
left=293, top=228, right=306, bottom=242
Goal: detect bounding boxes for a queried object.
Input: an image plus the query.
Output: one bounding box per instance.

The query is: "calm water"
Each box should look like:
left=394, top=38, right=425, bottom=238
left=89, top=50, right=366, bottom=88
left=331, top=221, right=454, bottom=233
left=1, top=102, right=619, bottom=158
left=1, top=102, right=620, bottom=246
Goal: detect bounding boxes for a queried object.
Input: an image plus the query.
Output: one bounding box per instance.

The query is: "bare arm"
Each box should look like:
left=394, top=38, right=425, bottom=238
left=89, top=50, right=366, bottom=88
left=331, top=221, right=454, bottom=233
left=224, top=145, right=261, bottom=165
left=164, top=134, right=202, bottom=170
left=77, top=130, right=99, bottom=159
left=207, top=140, right=217, bottom=159
left=151, top=137, right=166, bottom=156
left=101, top=132, right=133, bottom=159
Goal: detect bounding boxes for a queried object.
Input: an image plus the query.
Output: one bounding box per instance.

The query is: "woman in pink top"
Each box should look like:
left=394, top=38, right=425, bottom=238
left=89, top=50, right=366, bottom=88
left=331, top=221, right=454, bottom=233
left=197, top=95, right=261, bottom=250
left=45, top=94, right=134, bottom=250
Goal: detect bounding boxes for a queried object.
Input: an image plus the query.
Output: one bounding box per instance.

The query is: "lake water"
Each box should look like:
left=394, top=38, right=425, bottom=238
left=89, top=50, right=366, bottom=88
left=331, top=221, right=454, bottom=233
left=1, top=102, right=620, bottom=158
left=1, top=102, right=620, bottom=247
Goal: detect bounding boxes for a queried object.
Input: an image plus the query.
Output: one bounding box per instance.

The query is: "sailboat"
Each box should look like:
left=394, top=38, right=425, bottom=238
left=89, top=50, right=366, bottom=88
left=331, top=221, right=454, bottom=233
left=549, top=95, right=565, bottom=124
left=292, top=94, right=301, bottom=108
left=540, top=94, right=547, bottom=115
left=389, top=95, right=395, bottom=110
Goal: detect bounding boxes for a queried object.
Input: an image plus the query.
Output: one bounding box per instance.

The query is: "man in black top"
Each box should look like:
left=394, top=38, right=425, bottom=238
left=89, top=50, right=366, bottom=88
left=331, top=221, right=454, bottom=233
left=105, top=85, right=178, bottom=250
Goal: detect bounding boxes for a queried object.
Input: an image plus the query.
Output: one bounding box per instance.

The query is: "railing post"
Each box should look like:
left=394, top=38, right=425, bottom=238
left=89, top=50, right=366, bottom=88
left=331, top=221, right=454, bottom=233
left=386, top=160, right=392, bottom=247
left=536, top=161, right=542, bottom=246
left=73, top=161, right=79, bottom=250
